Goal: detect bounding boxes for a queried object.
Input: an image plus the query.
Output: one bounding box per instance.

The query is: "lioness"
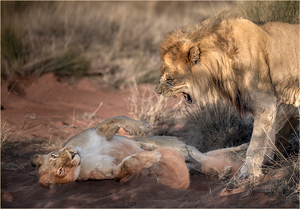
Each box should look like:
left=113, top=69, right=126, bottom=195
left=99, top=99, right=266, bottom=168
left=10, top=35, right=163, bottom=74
left=30, top=115, right=248, bottom=189
left=155, top=15, right=299, bottom=178
left=30, top=116, right=190, bottom=189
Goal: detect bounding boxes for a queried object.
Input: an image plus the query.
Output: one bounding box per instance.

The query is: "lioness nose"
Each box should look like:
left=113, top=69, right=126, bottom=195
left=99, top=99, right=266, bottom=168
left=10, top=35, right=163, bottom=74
left=70, top=151, right=76, bottom=159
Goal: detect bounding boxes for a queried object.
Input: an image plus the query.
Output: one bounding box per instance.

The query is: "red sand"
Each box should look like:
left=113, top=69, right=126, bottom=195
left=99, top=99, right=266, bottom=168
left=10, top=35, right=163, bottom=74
left=1, top=73, right=296, bottom=208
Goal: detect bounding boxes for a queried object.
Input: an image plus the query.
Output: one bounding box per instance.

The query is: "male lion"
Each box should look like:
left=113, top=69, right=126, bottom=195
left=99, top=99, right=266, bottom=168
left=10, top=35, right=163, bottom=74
left=30, top=115, right=248, bottom=189
left=155, top=15, right=299, bottom=179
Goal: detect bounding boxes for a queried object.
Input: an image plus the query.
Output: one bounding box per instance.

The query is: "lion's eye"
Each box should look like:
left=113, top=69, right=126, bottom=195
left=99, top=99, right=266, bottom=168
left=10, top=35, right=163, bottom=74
left=51, top=154, right=57, bottom=159
left=190, top=61, right=197, bottom=66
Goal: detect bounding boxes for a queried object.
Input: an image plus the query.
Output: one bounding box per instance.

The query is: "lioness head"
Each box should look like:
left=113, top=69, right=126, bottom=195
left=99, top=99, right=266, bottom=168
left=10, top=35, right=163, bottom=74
left=155, top=18, right=238, bottom=105
left=30, top=145, right=81, bottom=188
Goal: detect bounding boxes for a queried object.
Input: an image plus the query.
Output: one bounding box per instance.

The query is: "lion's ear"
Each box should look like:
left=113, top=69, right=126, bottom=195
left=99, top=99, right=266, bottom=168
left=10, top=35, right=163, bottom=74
left=30, top=154, right=43, bottom=168
left=188, top=46, right=200, bottom=65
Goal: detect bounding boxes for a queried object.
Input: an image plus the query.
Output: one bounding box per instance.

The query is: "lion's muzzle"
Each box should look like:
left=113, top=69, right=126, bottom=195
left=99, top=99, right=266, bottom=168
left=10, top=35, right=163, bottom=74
left=155, top=83, right=162, bottom=94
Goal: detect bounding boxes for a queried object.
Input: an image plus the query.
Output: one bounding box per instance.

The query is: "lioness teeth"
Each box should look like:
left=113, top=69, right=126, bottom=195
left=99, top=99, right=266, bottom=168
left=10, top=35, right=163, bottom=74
left=70, top=151, right=78, bottom=159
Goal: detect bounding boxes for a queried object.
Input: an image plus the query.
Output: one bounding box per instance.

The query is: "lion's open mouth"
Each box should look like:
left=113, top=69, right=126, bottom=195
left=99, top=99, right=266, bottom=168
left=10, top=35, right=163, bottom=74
left=183, top=93, right=192, bottom=104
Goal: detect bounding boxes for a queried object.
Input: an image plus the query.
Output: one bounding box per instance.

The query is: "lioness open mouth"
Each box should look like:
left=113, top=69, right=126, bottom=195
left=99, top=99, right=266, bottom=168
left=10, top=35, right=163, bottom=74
left=183, top=93, right=192, bottom=104
left=70, top=151, right=79, bottom=159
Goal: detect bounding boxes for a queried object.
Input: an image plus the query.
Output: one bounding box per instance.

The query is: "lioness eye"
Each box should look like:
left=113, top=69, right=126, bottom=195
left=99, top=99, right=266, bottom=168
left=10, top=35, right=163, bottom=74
left=51, top=154, right=57, bottom=159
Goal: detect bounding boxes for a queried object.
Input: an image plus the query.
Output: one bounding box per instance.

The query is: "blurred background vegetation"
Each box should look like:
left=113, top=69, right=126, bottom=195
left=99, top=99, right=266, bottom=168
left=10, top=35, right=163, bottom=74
left=241, top=1, right=299, bottom=24
left=1, top=1, right=233, bottom=86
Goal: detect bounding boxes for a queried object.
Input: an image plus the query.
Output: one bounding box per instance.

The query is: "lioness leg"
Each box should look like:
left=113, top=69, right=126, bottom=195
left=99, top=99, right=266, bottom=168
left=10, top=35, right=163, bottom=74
left=132, top=136, right=209, bottom=164
left=133, top=136, right=248, bottom=180
left=112, top=148, right=190, bottom=189
left=95, top=115, right=152, bottom=140
left=113, top=150, right=162, bottom=183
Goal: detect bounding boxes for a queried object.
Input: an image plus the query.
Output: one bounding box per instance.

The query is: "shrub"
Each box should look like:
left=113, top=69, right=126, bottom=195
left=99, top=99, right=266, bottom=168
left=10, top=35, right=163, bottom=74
left=178, top=100, right=253, bottom=152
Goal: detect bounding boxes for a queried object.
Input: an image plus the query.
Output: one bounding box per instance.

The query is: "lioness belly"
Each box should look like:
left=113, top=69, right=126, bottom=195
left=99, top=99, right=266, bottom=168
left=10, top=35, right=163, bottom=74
left=68, top=132, right=143, bottom=181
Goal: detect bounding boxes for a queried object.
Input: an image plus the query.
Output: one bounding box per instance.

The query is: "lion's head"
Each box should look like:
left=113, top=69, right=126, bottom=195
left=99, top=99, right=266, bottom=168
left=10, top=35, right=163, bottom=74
left=30, top=145, right=81, bottom=188
left=155, top=29, right=201, bottom=104
left=155, top=15, right=253, bottom=115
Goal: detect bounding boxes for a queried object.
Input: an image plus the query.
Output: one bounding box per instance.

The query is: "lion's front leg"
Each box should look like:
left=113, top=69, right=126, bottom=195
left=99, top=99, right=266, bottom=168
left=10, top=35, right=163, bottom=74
left=95, top=116, right=152, bottom=140
left=239, top=103, right=277, bottom=179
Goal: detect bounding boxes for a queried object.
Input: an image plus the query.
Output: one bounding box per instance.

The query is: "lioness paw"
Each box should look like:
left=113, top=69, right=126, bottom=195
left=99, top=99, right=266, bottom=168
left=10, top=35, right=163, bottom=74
left=123, top=121, right=152, bottom=136
left=218, top=166, right=232, bottom=181
left=138, top=121, right=152, bottom=135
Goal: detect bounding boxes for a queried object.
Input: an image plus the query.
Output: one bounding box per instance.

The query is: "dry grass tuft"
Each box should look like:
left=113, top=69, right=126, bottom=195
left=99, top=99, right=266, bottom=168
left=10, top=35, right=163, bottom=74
left=1, top=123, right=14, bottom=149
left=264, top=127, right=299, bottom=203
left=267, top=156, right=299, bottom=203
left=127, top=80, right=185, bottom=136
left=178, top=100, right=253, bottom=153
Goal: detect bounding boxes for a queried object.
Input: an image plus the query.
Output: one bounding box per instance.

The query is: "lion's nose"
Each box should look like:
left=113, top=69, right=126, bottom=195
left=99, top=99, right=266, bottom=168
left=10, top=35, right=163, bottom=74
left=155, top=83, right=162, bottom=94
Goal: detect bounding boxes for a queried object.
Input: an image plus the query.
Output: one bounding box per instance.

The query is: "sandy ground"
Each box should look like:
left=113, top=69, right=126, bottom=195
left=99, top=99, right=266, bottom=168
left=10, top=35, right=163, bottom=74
left=1, top=73, right=297, bottom=208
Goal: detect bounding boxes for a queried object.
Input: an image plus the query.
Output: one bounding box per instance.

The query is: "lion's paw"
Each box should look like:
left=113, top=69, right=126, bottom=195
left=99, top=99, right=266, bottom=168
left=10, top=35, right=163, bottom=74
left=239, top=160, right=263, bottom=179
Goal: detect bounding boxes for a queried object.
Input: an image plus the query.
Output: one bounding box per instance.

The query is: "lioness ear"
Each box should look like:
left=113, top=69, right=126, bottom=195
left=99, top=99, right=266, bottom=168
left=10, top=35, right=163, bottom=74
left=188, top=46, right=200, bottom=65
left=30, top=154, right=43, bottom=168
